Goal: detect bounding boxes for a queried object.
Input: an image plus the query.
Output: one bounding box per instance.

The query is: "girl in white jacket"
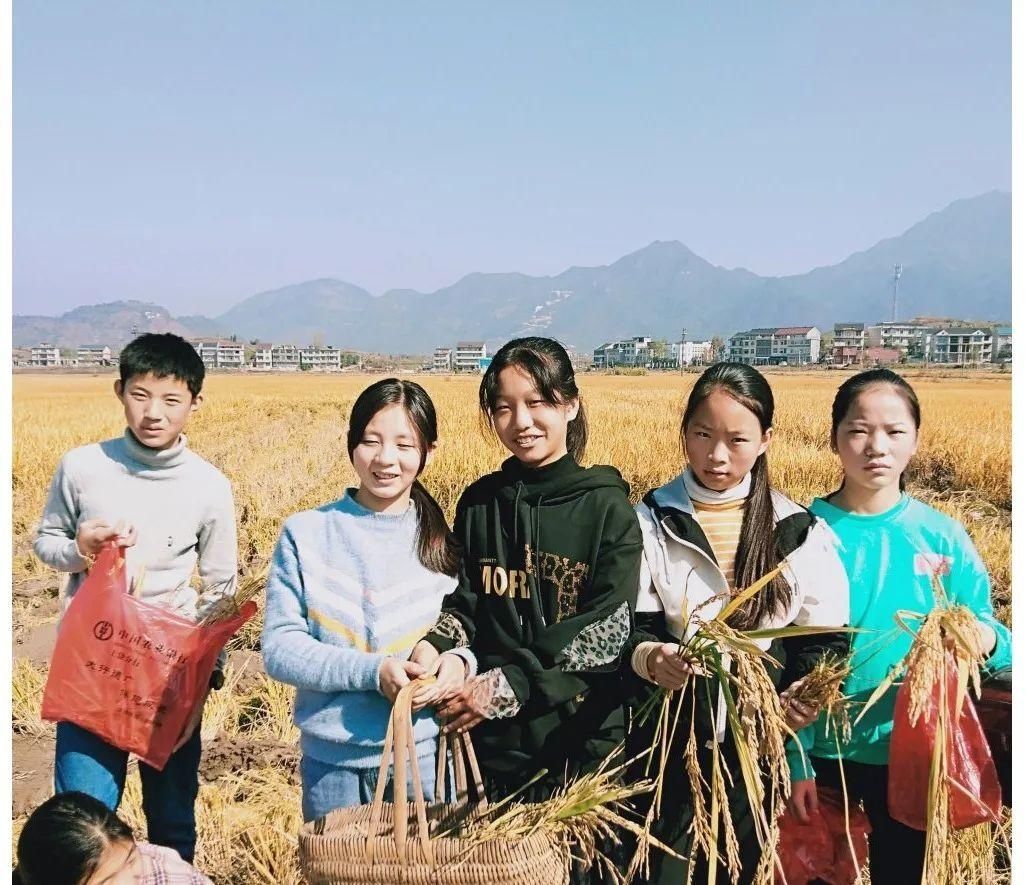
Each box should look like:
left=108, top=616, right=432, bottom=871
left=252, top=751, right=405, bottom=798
left=625, top=362, right=850, bottom=885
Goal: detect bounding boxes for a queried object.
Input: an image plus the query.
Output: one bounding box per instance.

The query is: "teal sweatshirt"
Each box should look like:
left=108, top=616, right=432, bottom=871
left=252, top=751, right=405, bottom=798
left=791, top=494, right=1011, bottom=779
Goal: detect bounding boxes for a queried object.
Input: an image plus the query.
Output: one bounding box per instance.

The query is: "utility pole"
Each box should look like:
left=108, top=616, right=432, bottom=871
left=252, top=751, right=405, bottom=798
left=891, top=264, right=902, bottom=322
left=679, top=327, right=687, bottom=376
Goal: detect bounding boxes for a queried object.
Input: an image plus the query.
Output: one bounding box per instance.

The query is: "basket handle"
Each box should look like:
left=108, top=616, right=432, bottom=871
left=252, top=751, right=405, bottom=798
left=435, top=728, right=488, bottom=813
left=365, top=679, right=435, bottom=866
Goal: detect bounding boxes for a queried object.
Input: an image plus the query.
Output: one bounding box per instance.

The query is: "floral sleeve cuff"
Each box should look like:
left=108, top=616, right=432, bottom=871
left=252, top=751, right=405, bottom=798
left=432, top=611, right=471, bottom=648
left=471, top=668, right=522, bottom=720
left=560, top=600, right=632, bottom=672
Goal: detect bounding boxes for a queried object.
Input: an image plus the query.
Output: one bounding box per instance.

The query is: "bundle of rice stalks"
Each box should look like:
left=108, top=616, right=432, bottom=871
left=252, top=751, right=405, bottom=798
left=196, top=559, right=269, bottom=627
left=627, top=566, right=848, bottom=884
left=856, top=580, right=994, bottom=885
left=944, top=816, right=1011, bottom=885
left=440, top=751, right=668, bottom=883
left=786, top=652, right=852, bottom=743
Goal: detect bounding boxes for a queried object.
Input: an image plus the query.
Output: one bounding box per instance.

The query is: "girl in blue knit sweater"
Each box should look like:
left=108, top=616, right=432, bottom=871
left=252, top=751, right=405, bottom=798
left=262, top=379, right=474, bottom=821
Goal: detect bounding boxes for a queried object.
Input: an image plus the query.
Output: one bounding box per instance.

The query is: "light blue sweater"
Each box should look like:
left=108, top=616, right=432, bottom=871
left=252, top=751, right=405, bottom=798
left=262, top=491, right=467, bottom=768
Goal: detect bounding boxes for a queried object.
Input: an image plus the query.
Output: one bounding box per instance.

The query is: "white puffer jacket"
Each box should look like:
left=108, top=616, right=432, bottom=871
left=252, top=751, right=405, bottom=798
left=632, top=473, right=850, bottom=741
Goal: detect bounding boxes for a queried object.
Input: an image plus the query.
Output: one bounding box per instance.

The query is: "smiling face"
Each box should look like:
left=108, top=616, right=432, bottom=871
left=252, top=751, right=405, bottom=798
left=832, top=384, right=919, bottom=495
left=350, top=403, right=432, bottom=513
left=490, top=365, right=579, bottom=467
left=683, top=389, right=771, bottom=491
left=115, top=372, right=200, bottom=450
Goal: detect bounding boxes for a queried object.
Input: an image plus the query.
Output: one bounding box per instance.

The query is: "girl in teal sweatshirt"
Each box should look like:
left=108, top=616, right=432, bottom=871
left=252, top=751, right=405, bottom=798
left=790, top=369, right=1010, bottom=885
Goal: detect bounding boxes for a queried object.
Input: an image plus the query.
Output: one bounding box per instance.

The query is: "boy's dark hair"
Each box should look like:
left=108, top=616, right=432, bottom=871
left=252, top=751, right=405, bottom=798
left=479, top=336, right=587, bottom=461
left=15, top=791, right=134, bottom=885
left=830, top=368, right=921, bottom=491
left=682, top=362, right=790, bottom=631
left=118, top=333, right=205, bottom=398
left=347, top=378, right=461, bottom=576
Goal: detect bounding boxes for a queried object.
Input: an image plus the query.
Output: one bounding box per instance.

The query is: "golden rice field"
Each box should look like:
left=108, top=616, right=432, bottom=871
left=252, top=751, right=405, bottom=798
left=10, top=370, right=1012, bottom=884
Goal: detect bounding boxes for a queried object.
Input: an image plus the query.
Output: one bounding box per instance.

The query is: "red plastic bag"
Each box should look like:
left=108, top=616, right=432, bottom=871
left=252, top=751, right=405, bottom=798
left=775, top=785, right=871, bottom=885
left=41, top=545, right=256, bottom=770
left=888, top=654, right=1002, bottom=830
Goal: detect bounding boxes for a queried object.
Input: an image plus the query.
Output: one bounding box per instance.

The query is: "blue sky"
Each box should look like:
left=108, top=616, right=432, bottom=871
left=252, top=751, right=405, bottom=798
left=14, top=2, right=1010, bottom=316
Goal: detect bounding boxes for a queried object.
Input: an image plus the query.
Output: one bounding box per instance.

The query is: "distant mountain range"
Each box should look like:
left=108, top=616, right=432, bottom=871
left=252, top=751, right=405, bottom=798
left=14, top=191, right=1011, bottom=353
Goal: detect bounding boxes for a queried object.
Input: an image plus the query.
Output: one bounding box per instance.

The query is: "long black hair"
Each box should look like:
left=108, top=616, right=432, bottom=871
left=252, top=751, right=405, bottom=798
left=15, top=791, right=134, bottom=885
left=479, top=337, right=588, bottom=462
left=347, top=378, right=460, bottom=576
left=682, top=362, right=790, bottom=630
left=830, top=368, right=921, bottom=491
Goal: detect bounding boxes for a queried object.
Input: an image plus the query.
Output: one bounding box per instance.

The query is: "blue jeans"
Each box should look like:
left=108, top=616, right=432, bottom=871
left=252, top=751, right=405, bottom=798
left=54, top=721, right=202, bottom=863
left=300, top=751, right=438, bottom=822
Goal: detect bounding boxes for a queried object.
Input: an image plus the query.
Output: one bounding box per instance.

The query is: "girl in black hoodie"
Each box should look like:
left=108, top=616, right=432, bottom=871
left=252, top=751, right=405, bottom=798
left=412, top=337, right=642, bottom=874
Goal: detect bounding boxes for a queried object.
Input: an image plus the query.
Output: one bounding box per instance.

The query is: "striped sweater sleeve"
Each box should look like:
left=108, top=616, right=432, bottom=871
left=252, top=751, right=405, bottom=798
left=261, top=524, right=387, bottom=693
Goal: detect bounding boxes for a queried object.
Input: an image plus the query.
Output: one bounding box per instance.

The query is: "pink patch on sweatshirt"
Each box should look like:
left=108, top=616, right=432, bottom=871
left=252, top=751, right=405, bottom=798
left=913, top=552, right=953, bottom=578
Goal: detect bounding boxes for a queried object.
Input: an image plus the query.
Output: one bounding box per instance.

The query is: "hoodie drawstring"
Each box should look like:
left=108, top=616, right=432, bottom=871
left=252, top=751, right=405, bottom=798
left=534, top=495, right=543, bottom=583
left=513, top=481, right=524, bottom=550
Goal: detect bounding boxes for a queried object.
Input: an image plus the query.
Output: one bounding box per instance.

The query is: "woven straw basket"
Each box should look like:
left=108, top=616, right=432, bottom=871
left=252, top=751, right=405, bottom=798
left=298, top=680, right=570, bottom=885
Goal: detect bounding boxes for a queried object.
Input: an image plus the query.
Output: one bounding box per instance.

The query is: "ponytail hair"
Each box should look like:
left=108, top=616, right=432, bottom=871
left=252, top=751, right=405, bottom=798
left=347, top=379, right=461, bottom=576
left=16, top=791, right=134, bottom=885
left=479, top=336, right=587, bottom=461
left=830, top=368, right=921, bottom=492
left=682, top=362, right=790, bottom=630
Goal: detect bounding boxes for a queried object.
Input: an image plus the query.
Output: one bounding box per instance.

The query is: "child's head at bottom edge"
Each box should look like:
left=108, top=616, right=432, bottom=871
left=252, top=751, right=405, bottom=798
left=15, top=791, right=140, bottom=885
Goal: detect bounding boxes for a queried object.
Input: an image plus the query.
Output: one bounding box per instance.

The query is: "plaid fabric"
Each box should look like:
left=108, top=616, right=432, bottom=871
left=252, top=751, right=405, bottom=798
left=138, top=843, right=213, bottom=885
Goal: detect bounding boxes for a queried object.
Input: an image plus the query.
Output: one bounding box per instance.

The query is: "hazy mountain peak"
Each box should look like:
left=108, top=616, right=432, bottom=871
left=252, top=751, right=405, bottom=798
left=14, top=191, right=1009, bottom=353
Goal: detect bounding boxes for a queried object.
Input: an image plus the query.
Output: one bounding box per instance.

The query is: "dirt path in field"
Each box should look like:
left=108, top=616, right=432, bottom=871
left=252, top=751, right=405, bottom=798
left=12, top=733, right=56, bottom=817
left=11, top=588, right=297, bottom=820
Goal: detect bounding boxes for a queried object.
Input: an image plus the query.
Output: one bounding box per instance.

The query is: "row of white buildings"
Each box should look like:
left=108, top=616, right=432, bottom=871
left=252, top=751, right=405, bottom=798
left=726, top=321, right=1012, bottom=367
left=591, top=319, right=1013, bottom=370
left=26, top=318, right=1013, bottom=373
left=28, top=344, right=114, bottom=367
left=25, top=340, right=357, bottom=371
left=191, top=339, right=356, bottom=371
left=726, top=327, right=822, bottom=365
left=432, top=341, right=489, bottom=373
left=830, top=321, right=1012, bottom=366
left=592, top=336, right=714, bottom=369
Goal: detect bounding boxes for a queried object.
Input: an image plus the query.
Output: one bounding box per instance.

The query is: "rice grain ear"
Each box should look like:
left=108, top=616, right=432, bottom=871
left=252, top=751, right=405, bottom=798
left=196, top=560, right=269, bottom=626
left=879, top=598, right=995, bottom=884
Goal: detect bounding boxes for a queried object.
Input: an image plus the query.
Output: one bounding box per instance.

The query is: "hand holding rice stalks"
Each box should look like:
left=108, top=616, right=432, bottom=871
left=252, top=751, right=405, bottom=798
left=628, top=565, right=849, bottom=884
left=784, top=653, right=852, bottom=743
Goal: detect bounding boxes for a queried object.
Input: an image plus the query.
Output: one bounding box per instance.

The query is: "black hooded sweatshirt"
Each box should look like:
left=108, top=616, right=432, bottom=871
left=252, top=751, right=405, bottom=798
left=424, top=453, right=643, bottom=786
